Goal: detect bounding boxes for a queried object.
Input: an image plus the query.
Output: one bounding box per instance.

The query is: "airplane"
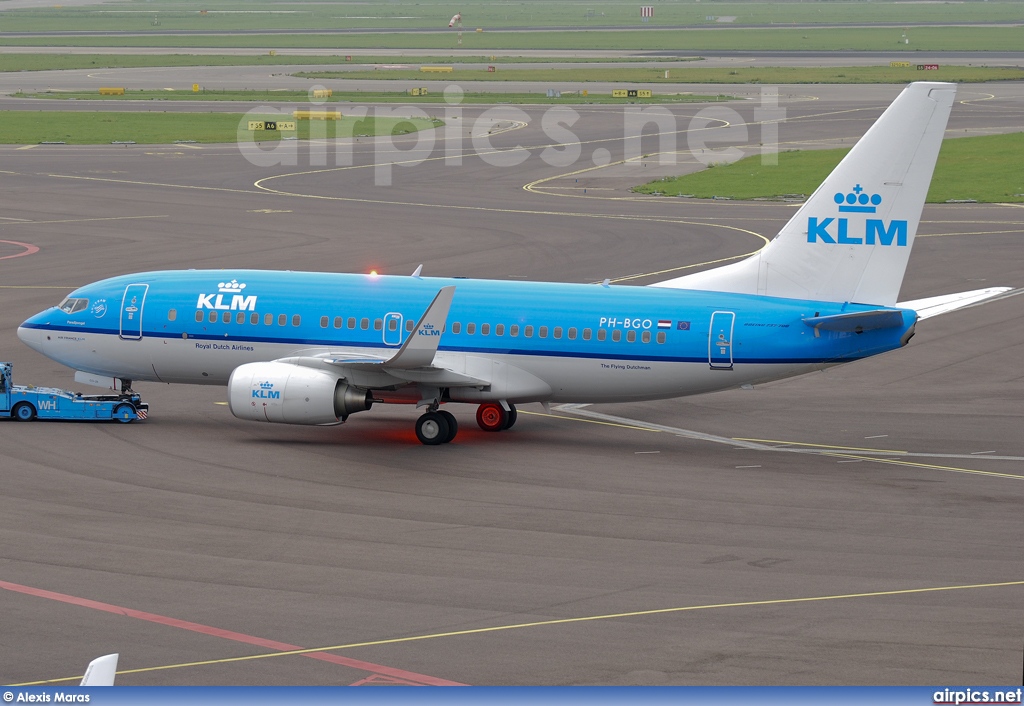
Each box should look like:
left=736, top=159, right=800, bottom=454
left=16, top=82, right=1012, bottom=445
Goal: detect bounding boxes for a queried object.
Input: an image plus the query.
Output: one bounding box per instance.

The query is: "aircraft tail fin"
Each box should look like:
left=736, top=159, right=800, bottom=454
left=80, top=653, right=118, bottom=686
left=652, top=82, right=956, bottom=306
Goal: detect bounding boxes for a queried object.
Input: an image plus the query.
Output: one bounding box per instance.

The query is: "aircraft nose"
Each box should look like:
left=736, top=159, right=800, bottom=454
left=18, top=314, right=45, bottom=352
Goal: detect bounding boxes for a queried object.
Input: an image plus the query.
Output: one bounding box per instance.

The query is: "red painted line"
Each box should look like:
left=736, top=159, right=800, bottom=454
left=0, top=240, right=40, bottom=261
left=0, top=579, right=464, bottom=686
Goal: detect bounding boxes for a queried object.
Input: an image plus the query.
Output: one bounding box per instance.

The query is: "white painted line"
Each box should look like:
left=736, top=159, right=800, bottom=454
left=864, top=434, right=889, bottom=439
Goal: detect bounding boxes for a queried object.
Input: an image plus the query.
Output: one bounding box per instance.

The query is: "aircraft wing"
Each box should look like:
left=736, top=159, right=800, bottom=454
left=276, top=285, right=488, bottom=389
left=897, top=287, right=1016, bottom=320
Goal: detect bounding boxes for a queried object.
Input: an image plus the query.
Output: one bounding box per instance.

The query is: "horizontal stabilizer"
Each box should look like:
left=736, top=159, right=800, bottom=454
left=802, top=309, right=907, bottom=332
left=897, top=287, right=1015, bottom=320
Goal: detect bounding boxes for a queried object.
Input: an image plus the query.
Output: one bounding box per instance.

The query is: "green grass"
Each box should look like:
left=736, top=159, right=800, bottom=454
left=296, top=65, right=1024, bottom=84
left=0, top=111, right=438, bottom=145
left=22, top=88, right=737, bottom=105
left=634, top=133, right=1024, bottom=204
left=0, top=26, right=1021, bottom=52
left=0, top=1, right=1021, bottom=32
left=0, top=54, right=702, bottom=73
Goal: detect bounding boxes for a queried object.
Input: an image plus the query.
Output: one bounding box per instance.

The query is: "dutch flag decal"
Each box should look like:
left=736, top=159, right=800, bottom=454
left=657, top=320, right=672, bottom=329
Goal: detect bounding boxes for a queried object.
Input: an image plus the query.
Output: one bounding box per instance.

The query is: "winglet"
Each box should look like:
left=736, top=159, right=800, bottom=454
left=384, top=286, right=455, bottom=369
left=80, top=653, right=119, bottom=686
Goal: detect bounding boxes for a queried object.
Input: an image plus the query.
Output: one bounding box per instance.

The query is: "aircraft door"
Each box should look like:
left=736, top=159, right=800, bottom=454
left=708, top=311, right=735, bottom=370
left=119, top=283, right=149, bottom=340
left=383, top=312, right=403, bottom=347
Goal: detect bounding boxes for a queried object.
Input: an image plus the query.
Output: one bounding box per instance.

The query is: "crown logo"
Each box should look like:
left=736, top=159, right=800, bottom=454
left=218, top=279, right=246, bottom=293
left=834, top=184, right=882, bottom=213
left=259, top=381, right=274, bottom=389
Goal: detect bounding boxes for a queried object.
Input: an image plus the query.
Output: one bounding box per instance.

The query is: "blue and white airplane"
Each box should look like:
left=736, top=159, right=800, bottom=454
left=16, top=83, right=1010, bottom=444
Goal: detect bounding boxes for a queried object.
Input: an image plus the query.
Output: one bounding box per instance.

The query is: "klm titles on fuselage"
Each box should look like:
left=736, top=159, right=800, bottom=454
left=196, top=279, right=257, bottom=311
left=808, top=186, right=908, bottom=247
left=418, top=323, right=441, bottom=337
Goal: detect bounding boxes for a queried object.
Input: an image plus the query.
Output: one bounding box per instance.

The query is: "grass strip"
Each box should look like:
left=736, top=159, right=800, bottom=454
left=634, top=133, right=1024, bottom=204
left=0, top=111, right=438, bottom=145
left=0, top=54, right=702, bottom=73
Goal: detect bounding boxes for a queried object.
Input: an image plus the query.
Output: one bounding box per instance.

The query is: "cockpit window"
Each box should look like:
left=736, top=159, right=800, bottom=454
left=58, top=297, right=89, bottom=314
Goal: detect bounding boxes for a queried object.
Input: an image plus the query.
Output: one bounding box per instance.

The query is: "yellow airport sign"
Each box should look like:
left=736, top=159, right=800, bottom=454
left=890, top=61, right=912, bottom=68
left=248, top=121, right=297, bottom=131
left=192, top=83, right=200, bottom=92
left=420, top=66, right=454, bottom=73
left=310, top=88, right=333, bottom=99
left=98, top=87, right=125, bottom=95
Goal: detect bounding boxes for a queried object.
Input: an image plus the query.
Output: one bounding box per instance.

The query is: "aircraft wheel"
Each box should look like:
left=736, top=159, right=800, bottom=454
left=503, top=404, right=518, bottom=430
left=438, top=410, right=458, bottom=443
left=416, top=411, right=450, bottom=446
left=112, top=403, right=136, bottom=423
left=476, top=403, right=507, bottom=432
left=12, top=402, right=36, bottom=421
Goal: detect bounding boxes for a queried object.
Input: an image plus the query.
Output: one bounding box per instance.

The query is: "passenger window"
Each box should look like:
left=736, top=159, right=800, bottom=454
left=612, top=330, right=621, bottom=342
left=510, top=325, right=519, bottom=337
left=481, top=323, right=490, bottom=336
left=374, top=319, right=382, bottom=331
left=627, top=330, right=636, bottom=343
left=264, top=313, right=273, bottom=326
left=642, top=331, right=651, bottom=343
left=568, top=327, right=577, bottom=340
left=236, top=312, right=245, bottom=324
left=406, top=319, right=414, bottom=332
left=583, top=328, right=591, bottom=341
left=222, top=312, right=231, bottom=324
left=348, top=317, right=356, bottom=329
left=553, top=327, right=562, bottom=339
left=334, top=316, right=342, bottom=329
left=195, top=311, right=203, bottom=323
left=208, top=311, right=217, bottom=323
left=388, top=319, right=398, bottom=331
left=320, top=316, right=329, bottom=328
left=657, top=331, right=666, bottom=344
left=360, top=318, right=369, bottom=330
left=597, top=329, right=607, bottom=341
left=524, top=325, right=533, bottom=338
left=495, top=324, right=504, bottom=336
left=539, top=326, right=548, bottom=338
left=168, top=309, right=177, bottom=322
left=292, top=315, right=301, bottom=327
left=467, top=323, right=476, bottom=335
left=452, top=322, right=461, bottom=334
left=278, top=314, right=287, bottom=326
left=250, top=313, right=259, bottom=325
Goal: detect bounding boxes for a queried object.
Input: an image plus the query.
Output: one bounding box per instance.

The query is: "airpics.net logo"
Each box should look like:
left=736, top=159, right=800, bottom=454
left=236, top=84, right=787, bottom=186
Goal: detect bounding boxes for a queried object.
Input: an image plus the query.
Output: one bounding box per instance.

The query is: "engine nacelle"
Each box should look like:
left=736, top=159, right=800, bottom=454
left=228, top=361, right=372, bottom=425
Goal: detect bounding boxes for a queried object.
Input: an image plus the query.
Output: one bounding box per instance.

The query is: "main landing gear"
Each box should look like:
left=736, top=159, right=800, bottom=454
left=413, top=403, right=517, bottom=445
left=415, top=409, right=458, bottom=446
left=476, top=402, right=517, bottom=432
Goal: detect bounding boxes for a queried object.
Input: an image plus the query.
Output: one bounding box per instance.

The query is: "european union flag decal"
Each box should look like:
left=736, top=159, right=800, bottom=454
left=677, top=321, right=690, bottom=330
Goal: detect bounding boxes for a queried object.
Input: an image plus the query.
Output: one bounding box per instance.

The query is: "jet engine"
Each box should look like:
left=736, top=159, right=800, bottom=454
left=228, top=361, right=372, bottom=425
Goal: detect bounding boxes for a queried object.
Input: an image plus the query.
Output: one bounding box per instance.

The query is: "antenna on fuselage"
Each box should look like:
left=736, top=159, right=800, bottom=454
left=411, top=264, right=423, bottom=278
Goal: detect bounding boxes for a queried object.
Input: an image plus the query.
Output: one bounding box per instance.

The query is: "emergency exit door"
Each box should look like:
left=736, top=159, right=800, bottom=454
left=708, top=311, right=735, bottom=370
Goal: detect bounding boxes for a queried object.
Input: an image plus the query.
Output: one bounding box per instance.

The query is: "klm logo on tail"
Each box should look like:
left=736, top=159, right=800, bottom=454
left=808, top=185, right=908, bottom=247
